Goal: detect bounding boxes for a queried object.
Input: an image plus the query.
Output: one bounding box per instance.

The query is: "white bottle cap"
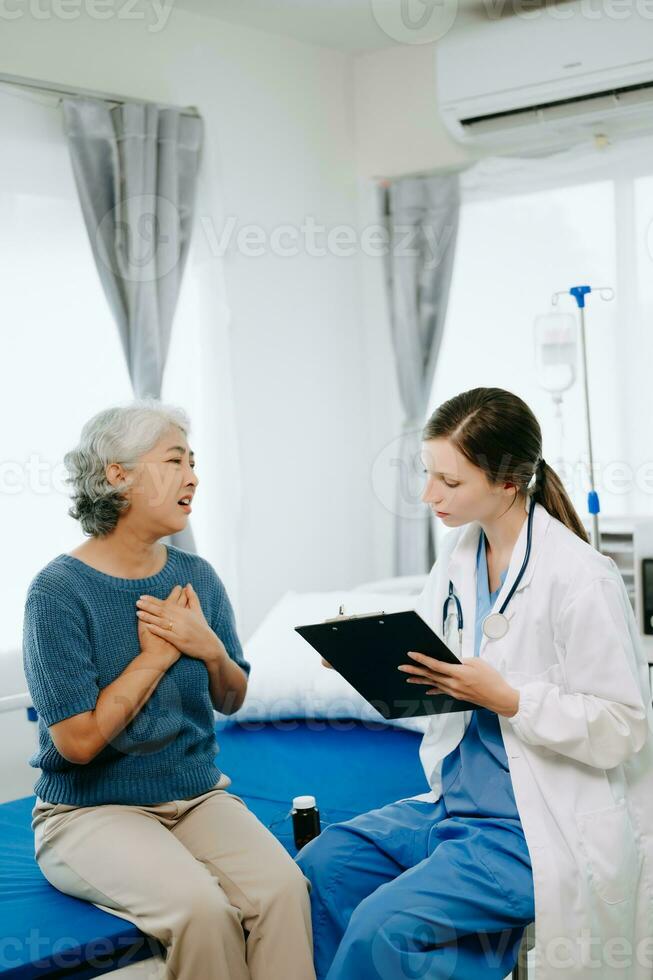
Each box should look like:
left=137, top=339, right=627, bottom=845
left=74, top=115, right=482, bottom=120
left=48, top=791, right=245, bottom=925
left=293, top=795, right=317, bottom=809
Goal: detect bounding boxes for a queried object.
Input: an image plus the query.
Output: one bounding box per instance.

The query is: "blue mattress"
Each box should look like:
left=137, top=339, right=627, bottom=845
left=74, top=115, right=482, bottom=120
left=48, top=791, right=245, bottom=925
left=1, top=720, right=426, bottom=979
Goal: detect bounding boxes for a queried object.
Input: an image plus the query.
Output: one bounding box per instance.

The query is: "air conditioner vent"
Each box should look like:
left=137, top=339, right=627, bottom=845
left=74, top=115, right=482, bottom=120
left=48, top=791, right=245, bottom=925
left=460, top=79, right=653, bottom=134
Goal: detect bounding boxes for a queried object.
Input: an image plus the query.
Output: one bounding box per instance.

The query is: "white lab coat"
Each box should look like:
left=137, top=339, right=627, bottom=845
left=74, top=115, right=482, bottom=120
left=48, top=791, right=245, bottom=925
left=412, top=501, right=653, bottom=979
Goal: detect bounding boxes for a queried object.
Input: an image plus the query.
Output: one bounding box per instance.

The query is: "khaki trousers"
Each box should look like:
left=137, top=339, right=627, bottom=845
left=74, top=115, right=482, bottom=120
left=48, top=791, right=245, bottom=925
left=32, top=774, right=316, bottom=980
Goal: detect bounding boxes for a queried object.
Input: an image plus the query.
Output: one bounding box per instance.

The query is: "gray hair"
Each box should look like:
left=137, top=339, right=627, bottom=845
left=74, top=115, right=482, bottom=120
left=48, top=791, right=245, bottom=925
left=64, top=398, right=191, bottom=537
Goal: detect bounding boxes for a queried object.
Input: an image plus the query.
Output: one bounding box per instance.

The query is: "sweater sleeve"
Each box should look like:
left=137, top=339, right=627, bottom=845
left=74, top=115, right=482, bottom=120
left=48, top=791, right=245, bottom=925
left=211, top=574, right=251, bottom=678
left=23, top=588, right=100, bottom=727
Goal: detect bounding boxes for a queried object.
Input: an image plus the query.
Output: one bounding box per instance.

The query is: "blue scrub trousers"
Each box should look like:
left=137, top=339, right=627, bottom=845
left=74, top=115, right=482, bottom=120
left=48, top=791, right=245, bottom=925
left=296, top=532, right=535, bottom=980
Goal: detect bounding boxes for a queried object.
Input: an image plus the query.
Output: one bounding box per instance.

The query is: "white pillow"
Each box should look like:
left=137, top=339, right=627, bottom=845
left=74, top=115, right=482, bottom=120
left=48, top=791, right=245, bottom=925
left=351, top=574, right=428, bottom=595
left=230, top=591, right=429, bottom=733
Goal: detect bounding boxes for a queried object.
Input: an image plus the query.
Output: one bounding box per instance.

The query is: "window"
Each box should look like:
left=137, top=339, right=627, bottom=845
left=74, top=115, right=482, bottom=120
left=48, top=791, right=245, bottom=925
left=0, top=85, right=132, bottom=648
left=429, top=138, right=653, bottom=549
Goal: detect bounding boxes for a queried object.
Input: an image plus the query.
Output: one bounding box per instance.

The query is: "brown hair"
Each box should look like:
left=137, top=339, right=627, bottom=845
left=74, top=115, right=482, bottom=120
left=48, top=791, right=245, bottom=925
left=423, top=387, right=590, bottom=544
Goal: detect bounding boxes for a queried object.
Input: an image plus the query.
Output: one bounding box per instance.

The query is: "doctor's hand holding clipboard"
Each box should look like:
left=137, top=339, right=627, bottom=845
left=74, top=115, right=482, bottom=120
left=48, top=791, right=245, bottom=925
left=396, top=650, right=520, bottom=716
left=302, top=597, right=520, bottom=719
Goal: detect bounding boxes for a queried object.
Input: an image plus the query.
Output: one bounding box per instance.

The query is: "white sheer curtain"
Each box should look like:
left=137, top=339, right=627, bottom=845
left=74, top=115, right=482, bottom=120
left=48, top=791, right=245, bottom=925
left=430, top=136, right=653, bottom=550
left=0, top=84, right=132, bottom=650
left=162, top=132, right=243, bottom=611
left=0, top=84, right=241, bottom=650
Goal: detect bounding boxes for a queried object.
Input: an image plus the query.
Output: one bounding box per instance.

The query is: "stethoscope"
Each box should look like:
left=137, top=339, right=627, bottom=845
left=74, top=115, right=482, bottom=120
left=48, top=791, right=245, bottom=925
left=442, top=500, right=535, bottom=648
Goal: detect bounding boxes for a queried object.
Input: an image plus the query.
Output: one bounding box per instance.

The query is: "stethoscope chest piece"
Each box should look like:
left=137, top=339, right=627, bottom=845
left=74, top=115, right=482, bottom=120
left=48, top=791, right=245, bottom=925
left=443, top=500, right=535, bottom=651
left=482, top=612, right=510, bottom=640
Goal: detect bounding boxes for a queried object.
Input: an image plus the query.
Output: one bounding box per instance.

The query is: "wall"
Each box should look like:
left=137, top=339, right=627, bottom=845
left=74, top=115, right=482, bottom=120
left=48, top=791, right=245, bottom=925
left=351, top=41, right=470, bottom=574
left=353, top=41, right=469, bottom=180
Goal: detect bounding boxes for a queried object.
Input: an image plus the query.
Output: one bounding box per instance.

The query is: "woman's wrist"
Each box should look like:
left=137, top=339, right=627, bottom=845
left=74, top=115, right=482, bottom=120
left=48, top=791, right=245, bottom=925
left=202, top=633, right=227, bottom=666
left=138, top=646, right=180, bottom=672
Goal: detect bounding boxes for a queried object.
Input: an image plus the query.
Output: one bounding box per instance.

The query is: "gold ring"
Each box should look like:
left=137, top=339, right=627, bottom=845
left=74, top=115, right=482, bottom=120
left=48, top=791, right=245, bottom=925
left=167, top=621, right=173, bottom=631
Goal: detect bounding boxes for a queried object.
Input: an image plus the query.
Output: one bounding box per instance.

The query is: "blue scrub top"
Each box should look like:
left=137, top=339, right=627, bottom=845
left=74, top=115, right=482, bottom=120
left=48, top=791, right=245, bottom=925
left=439, top=530, right=523, bottom=822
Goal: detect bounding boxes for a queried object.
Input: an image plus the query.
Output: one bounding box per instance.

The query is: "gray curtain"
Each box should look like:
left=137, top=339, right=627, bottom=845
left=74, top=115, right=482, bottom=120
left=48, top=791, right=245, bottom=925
left=383, top=173, right=460, bottom=575
left=62, top=98, right=203, bottom=552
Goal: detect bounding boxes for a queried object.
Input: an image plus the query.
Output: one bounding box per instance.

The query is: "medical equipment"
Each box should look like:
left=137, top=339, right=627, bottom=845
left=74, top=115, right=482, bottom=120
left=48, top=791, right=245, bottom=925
left=534, top=313, right=577, bottom=396
left=551, top=285, right=614, bottom=551
left=533, top=312, right=577, bottom=470
left=443, top=498, right=536, bottom=646
left=643, top=559, right=653, bottom=637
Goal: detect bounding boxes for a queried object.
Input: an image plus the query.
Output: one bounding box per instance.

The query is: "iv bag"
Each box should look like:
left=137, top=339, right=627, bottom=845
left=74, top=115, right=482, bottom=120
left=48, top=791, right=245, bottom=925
left=534, top=313, right=577, bottom=395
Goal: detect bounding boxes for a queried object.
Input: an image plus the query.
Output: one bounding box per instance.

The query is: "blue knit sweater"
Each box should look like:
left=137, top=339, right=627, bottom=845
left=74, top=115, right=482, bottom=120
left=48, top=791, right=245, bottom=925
left=22, top=545, right=251, bottom=806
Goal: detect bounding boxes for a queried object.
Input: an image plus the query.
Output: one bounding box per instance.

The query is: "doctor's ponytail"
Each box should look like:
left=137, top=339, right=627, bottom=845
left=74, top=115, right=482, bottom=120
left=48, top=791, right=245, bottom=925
left=533, top=458, right=590, bottom=544
left=423, top=387, right=590, bottom=545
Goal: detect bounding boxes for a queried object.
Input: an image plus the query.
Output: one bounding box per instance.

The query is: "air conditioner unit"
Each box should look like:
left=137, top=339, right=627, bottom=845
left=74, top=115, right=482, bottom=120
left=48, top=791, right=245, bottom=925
left=436, top=5, right=653, bottom=152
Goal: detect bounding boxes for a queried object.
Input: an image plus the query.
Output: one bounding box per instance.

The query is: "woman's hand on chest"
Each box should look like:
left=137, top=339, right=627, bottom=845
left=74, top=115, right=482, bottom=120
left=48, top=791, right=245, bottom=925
left=135, top=584, right=225, bottom=666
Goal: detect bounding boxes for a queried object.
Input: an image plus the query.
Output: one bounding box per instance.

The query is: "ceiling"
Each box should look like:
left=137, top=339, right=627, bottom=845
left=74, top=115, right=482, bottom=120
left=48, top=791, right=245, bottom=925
left=171, top=0, right=560, bottom=53
left=171, top=0, right=468, bottom=52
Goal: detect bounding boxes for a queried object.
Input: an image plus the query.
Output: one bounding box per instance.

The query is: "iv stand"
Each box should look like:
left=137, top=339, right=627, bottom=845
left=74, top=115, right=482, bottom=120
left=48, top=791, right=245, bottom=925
left=551, top=285, right=614, bottom=551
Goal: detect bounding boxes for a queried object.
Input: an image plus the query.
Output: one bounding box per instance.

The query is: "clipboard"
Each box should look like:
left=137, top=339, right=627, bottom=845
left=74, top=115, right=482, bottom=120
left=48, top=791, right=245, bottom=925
left=294, top=609, right=477, bottom=720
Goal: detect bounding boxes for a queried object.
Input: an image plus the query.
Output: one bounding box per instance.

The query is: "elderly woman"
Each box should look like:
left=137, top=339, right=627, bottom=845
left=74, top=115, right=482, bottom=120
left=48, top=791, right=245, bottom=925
left=23, top=399, right=315, bottom=980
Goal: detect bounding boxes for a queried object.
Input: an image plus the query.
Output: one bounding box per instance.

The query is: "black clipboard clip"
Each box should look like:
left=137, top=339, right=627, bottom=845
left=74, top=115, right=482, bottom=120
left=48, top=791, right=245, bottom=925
left=323, top=604, right=385, bottom=624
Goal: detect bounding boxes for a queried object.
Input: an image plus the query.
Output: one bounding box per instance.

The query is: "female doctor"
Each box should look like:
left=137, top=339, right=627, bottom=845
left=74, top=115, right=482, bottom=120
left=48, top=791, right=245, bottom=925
left=297, top=386, right=653, bottom=980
